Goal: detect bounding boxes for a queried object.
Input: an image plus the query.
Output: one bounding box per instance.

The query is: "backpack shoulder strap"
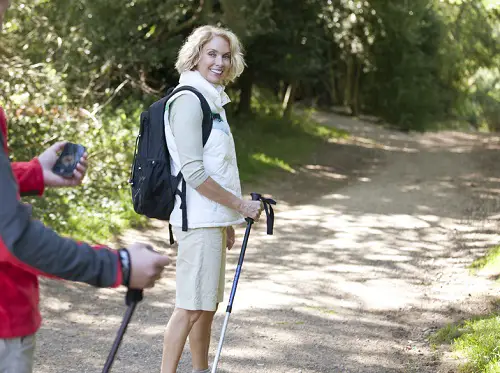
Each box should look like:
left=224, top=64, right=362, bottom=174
left=149, top=95, right=170, bottom=121
left=162, top=86, right=213, bottom=234
left=169, top=86, right=213, bottom=146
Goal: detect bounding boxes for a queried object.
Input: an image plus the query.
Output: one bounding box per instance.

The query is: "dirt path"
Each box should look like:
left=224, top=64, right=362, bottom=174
left=36, top=112, right=500, bottom=373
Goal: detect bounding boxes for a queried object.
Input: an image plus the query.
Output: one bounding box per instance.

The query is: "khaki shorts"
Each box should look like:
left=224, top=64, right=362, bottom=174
left=0, top=334, right=35, bottom=373
left=173, top=226, right=227, bottom=311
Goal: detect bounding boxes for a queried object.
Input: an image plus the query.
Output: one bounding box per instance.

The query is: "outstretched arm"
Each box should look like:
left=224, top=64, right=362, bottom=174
left=0, top=142, right=122, bottom=288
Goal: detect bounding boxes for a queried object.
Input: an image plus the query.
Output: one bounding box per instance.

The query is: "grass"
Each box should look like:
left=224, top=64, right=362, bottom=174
left=430, top=323, right=465, bottom=346
left=430, top=315, right=500, bottom=373
left=470, top=245, right=500, bottom=277
left=232, top=110, right=349, bottom=182
left=32, top=187, right=148, bottom=243
left=429, top=246, right=500, bottom=373
left=27, top=99, right=348, bottom=243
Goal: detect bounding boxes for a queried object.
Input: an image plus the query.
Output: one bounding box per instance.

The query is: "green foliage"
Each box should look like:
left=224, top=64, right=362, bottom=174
left=248, top=0, right=325, bottom=82
left=454, top=316, right=500, bottom=373
left=4, top=0, right=498, bottom=131
left=429, top=247, right=500, bottom=373
left=1, top=0, right=498, bottom=240
left=362, top=1, right=448, bottom=131
left=233, top=90, right=348, bottom=182
left=430, top=323, right=466, bottom=345
left=470, top=68, right=500, bottom=131
left=432, top=316, right=500, bottom=373
left=1, top=69, right=148, bottom=241
left=470, top=245, right=500, bottom=275
left=434, top=0, right=500, bottom=132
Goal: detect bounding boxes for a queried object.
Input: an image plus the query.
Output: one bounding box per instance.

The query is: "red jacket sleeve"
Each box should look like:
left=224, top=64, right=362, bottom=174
left=12, top=159, right=45, bottom=197
left=0, top=144, right=123, bottom=288
left=0, top=107, right=45, bottom=196
left=0, top=107, right=122, bottom=288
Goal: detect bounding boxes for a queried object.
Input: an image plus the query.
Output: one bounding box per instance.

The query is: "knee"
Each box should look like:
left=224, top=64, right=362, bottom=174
left=174, top=308, right=203, bottom=326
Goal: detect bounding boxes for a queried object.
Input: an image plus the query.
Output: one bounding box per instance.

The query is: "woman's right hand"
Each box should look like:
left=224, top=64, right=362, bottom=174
left=238, top=200, right=263, bottom=221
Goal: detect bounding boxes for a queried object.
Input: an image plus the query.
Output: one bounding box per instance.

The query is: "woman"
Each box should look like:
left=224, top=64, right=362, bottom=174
left=161, top=25, right=262, bottom=373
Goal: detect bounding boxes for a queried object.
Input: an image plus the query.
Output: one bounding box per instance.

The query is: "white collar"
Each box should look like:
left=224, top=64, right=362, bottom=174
left=178, top=70, right=231, bottom=112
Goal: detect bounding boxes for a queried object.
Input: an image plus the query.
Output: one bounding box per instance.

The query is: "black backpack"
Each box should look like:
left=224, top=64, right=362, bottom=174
left=129, top=86, right=213, bottom=243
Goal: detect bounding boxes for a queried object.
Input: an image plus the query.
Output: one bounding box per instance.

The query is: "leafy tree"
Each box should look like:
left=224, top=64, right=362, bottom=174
left=1, top=0, right=499, bottom=239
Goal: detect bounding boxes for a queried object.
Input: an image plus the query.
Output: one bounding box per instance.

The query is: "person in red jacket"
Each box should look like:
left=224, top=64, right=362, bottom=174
left=0, top=111, right=172, bottom=371
left=0, top=111, right=172, bottom=373
left=0, top=2, right=171, bottom=372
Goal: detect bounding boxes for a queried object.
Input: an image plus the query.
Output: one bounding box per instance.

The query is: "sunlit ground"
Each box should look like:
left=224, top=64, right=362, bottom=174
left=37, top=114, right=500, bottom=373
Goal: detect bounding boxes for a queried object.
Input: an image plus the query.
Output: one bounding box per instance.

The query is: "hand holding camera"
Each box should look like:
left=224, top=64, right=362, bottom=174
left=38, top=141, right=88, bottom=187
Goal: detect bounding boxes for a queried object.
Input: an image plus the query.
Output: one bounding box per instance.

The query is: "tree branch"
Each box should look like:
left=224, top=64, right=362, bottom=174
left=155, top=0, right=209, bottom=40
left=91, top=79, right=130, bottom=116
left=124, top=71, right=165, bottom=96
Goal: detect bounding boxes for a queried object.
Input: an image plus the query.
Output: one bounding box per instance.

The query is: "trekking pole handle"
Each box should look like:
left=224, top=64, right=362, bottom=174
left=123, top=242, right=162, bottom=305
left=125, top=288, right=143, bottom=306
left=250, top=192, right=261, bottom=201
left=248, top=192, right=276, bottom=235
left=245, top=193, right=262, bottom=224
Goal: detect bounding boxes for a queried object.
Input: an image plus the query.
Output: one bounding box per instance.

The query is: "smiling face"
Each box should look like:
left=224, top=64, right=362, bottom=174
left=195, top=35, right=232, bottom=85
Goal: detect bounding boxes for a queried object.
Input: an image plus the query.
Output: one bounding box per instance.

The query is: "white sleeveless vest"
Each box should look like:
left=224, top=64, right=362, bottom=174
left=164, top=71, right=245, bottom=229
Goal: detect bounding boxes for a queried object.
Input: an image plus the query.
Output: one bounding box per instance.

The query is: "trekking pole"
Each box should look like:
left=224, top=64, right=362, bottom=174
left=212, top=192, right=276, bottom=373
left=102, top=289, right=143, bottom=373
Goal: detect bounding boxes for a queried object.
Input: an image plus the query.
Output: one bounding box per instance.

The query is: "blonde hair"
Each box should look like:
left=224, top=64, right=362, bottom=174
left=175, top=25, right=245, bottom=84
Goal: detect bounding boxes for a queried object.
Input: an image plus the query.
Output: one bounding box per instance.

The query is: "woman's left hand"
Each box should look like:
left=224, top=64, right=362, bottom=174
left=226, top=226, right=235, bottom=250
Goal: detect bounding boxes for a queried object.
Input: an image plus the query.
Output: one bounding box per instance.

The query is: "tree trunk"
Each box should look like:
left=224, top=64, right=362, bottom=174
left=219, top=0, right=245, bottom=36
left=327, top=44, right=337, bottom=106
left=282, top=81, right=296, bottom=119
left=237, top=66, right=254, bottom=116
left=344, top=54, right=353, bottom=111
left=350, top=57, right=362, bottom=116
left=201, top=0, right=214, bottom=21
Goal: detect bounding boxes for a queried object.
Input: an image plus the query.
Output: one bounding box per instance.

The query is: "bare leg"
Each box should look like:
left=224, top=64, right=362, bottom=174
left=189, top=310, right=216, bottom=371
left=161, top=308, right=202, bottom=373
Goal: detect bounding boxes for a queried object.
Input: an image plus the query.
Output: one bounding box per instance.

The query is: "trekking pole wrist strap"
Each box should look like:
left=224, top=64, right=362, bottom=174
left=261, top=197, right=276, bottom=235
left=250, top=193, right=277, bottom=235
